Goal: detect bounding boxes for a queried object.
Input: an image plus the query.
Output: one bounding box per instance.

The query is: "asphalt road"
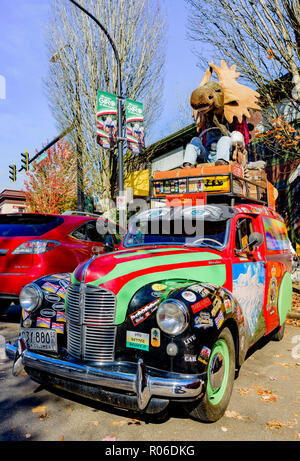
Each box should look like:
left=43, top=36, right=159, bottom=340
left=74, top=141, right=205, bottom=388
left=0, top=303, right=300, bottom=442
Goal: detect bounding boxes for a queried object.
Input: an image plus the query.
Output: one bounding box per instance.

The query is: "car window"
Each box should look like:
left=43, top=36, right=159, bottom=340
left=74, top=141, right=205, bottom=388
left=262, top=217, right=290, bottom=251
left=235, top=218, right=254, bottom=250
left=0, top=215, right=64, bottom=237
left=71, top=221, right=105, bottom=243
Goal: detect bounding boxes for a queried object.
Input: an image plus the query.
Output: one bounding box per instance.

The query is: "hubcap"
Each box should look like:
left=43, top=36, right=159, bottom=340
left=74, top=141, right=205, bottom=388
left=207, top=339, right=229, bottom=405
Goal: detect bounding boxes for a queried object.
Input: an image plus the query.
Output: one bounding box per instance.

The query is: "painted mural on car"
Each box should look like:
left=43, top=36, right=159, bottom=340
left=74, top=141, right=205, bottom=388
left=7, top=203, right=293, bottom=422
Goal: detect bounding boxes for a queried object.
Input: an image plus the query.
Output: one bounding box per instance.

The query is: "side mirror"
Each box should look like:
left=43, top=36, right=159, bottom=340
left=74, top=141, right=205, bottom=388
left=235, top=232, right=264, bottom=255
left=248, top=232, right=264, bottom=249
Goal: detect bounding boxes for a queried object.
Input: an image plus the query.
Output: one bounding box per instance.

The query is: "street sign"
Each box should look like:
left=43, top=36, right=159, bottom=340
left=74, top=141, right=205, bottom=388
left=35, top=152, right=48, bottom=164
left=116, top=195, right=126, bottom=211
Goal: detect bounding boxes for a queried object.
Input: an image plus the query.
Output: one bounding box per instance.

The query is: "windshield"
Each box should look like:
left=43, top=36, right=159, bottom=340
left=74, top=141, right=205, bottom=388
left=124, top=208, right=231, bottom=249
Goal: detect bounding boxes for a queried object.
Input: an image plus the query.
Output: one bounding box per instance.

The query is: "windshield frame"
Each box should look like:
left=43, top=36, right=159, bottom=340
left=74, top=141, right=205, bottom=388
left=123, top=215, right=232, bottom=251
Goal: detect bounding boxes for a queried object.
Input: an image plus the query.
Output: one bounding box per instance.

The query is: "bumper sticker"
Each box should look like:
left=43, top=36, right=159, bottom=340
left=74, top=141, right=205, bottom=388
left=36, top=317, right=51, bottom=328
left=126, top=331, right=149, bottom=351
left=51, top=323, right=64, bottom=334
left=151, top=328, right=160, bottom=347
left=194, top=312, right=213, bottom=329
left=130, top=299, right=159, bottom=326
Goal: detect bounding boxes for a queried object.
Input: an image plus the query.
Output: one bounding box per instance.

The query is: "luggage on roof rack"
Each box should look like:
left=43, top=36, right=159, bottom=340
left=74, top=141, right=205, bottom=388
left=151, top=162, right=277, bottom=208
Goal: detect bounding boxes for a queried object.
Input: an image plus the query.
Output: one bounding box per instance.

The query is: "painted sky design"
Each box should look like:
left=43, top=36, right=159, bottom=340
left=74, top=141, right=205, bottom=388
left=232, top=262, right=265, bottom=337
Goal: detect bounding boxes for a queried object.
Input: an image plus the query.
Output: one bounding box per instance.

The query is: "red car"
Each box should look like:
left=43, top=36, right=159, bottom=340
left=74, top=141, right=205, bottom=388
left=0, top=212, right=123, bottom=312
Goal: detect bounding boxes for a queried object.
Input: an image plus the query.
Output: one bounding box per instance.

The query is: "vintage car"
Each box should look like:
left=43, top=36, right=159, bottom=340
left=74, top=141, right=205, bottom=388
left=6, top=200, right=293, bottom=422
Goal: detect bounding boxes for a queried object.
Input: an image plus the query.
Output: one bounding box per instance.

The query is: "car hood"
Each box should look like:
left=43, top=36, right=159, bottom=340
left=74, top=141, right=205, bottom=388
left=71, top=246, right=227, bottom=324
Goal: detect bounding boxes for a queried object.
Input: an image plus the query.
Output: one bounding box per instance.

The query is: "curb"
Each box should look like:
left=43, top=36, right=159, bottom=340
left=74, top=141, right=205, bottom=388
left=288, top=311, right=300, bottom=320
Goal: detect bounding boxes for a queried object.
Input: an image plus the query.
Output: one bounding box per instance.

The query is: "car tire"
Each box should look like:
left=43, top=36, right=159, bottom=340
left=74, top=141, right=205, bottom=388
left=271, top=322, right=285, bottom=342
left=184, top=327, right=235, bottom=423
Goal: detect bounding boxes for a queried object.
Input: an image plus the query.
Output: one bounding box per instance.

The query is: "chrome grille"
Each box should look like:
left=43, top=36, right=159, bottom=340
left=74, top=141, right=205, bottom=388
left=66, top=283, right=116, bottom=363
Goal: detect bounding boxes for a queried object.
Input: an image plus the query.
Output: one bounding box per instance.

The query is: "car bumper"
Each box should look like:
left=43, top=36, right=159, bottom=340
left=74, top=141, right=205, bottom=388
left=6, top=341, right=205, bottom=413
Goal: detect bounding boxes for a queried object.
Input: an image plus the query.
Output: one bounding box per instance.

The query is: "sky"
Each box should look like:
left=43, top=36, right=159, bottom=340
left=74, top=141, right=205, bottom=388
left=0, top=0, right=200, bottom=193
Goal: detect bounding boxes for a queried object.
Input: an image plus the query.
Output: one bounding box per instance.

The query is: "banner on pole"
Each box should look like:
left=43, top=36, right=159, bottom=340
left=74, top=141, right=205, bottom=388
left=96, top=90, right=117, bottom=149
left=126, top=99, right=145, bottom=153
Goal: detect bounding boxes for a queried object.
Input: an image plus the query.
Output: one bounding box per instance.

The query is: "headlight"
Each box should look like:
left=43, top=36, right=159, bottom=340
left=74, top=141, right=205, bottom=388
left=19, top=283, right=43, bottom=313
left=156, top=299, right=189, bottom=336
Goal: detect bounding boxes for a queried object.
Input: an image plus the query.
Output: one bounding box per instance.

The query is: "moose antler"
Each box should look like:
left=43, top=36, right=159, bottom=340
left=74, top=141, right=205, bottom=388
left=209, top=60, right=261, bottom=123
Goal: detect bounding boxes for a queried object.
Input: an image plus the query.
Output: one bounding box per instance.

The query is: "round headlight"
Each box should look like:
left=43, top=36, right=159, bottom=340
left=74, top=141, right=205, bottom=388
left=156, top=299, right=189, bottom=336
left=19, top=283, right=43, bottom=312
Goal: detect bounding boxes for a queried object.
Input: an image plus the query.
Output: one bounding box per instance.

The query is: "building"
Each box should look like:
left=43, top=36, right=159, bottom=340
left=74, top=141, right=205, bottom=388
left=0, top=189, right=27, bottom=214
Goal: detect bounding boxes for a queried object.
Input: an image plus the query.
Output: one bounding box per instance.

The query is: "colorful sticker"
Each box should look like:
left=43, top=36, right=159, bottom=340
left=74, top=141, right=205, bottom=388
left=130, top=299, right=159, bottom=326
left=42, top=282, right=59, bottom=293
left=151, top=328, right=160, bottom=347
left=267, top=266, right=279, bottom=312
left=191, top=297, right=212, bottom=314
left=198, top=346, right=212, bottom=365
left=56, top=287, right=67, bottom=298
left=181, top=291, right=197, bottom=303
left=51, top=323, right=64, bottom=334
left=22, top=309, right=29, bottom=320
left=215, top=311, right=225, bottom=329
left=224, top=298, right=232, bottom=314
left=211, top=297, right=222, bottom=316
left=36, top=317, right=51, bottom=328
left=194, top=312, right=213, bottom=329
left=126, top=331, right=149, bottom=351
left=56, top=311, right=67, bottom=323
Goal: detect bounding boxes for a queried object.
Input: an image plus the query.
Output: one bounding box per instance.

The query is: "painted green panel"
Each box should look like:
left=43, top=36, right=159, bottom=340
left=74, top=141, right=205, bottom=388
left=277, top=272, right=293, bottom=325
left=114, top=264, right=226, bottom=324
left=91, top=252, right=222, bottom=286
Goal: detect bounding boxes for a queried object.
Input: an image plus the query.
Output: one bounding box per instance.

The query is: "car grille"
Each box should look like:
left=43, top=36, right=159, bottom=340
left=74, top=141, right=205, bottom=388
left=66, top=283, right=116, bottom=363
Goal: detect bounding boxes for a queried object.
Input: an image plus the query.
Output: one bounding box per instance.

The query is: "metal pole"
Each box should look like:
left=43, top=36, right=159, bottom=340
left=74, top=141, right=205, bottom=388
left=68, top=0, right=125, bottom=228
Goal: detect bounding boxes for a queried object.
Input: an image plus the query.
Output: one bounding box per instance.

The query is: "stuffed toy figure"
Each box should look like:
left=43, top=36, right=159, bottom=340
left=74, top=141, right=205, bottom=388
left=183, top=60, right=261, bottom=168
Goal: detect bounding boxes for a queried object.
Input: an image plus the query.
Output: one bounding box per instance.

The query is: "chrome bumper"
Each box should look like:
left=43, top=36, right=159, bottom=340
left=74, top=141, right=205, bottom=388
left=6, top=341, right=204, bottom=411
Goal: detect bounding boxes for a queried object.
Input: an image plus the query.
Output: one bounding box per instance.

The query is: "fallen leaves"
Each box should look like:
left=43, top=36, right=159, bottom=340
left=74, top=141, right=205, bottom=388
left=225, top=410, right=244, bottom=420
left=254, top=386, right=277, bottom=402
left=267, top=418, right=298, bottom=430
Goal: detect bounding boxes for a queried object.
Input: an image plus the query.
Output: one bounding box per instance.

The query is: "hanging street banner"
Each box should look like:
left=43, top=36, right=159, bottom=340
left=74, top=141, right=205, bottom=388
left=126, top=99, right=145, bottom=154
left=96, top=90, right=117, bottom=149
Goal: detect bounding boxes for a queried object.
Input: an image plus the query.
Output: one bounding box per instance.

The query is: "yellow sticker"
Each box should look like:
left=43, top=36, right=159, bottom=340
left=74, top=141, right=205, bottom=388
left=152, top=283, right=167, bottom=292
left=151, top=328, right=160, bottom=347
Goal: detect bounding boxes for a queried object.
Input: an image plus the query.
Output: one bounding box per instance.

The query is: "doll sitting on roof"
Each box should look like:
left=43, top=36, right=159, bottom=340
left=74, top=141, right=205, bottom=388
left=183, top=60, right=261, bottom=168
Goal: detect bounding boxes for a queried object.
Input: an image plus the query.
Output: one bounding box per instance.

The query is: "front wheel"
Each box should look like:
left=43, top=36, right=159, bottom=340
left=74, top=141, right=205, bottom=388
left=184, top=327, right=235, bottom=422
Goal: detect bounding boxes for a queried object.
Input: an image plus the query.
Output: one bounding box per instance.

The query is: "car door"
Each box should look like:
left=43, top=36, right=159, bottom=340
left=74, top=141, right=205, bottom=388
left=231, top=214, right=267, bottom=344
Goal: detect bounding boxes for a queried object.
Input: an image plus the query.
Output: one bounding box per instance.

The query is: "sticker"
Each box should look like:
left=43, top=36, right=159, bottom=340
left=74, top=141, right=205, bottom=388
left=56, top=287, right=67, bottom=298
left=45, top=293, right=61, bottom=303
left=53, top=303, right=66, bottom=311
left=215, top=311, right=225, bottom=329
left=198, top=346, right=211, bottom=365
left=51, top=323, right=64, bottom=334
left=184, top=355, right=197, bottom=362
left=200, top=346, right=211, bottom=360
left=151, top=328, right=160, bottom=347
left=152, top=283, right=167, bottom=292
left=130, top=299, right=159, bottom=326
left=267, top=266, right=279, bottom=311
left=189, top=285, right=209, bottom=297
left=36, top=317, right=51, bottom=328
left=126, top=331, right=149, bottom=351
left=40, top=309, right=56, bottom=318
left=194, top=312, right=213, bottom=329
left=181, top=291, right=197, bottom=303
left=183, top=334, right=196, bottom=346
left=42, top=282, right=59, bottom=293
left=59, top=279, right=70, bottom=289
left=211, top=297, right=222, bottom=316
left=191, top=297, right=212, bottom=314
left=56, top=311, right=67, bottom=322
left=22, top=309, right=29, bottom=320
left=224, top=298, right=232, bottom=314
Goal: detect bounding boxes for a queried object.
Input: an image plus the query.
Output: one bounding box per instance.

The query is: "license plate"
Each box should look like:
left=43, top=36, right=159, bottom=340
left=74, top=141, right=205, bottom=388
left=20, top=328, right=58, bottom=352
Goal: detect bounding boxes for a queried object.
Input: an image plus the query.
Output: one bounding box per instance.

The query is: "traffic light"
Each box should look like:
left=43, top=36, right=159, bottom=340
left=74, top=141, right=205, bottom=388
left=9, top=164, right=16, bottom=182
left=21, top=151, right=29, bottom=173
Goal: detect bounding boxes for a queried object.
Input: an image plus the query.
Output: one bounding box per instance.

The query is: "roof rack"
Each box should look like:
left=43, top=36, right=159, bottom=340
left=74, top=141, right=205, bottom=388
left=150, top=172, right=271, bottom=207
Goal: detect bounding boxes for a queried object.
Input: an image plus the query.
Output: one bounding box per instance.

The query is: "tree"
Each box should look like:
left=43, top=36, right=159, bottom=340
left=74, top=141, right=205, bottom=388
left=23, top=139, right=77, bottom=214
left=184, top=0, right=300, bottom=161
left=45, top=0, right=166, bottom=209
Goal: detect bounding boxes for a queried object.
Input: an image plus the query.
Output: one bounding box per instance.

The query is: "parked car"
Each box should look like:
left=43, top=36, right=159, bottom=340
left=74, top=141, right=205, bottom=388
left=0, top=211, right=122, bottom=312
left=6, top=202, right=293, bottom=422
